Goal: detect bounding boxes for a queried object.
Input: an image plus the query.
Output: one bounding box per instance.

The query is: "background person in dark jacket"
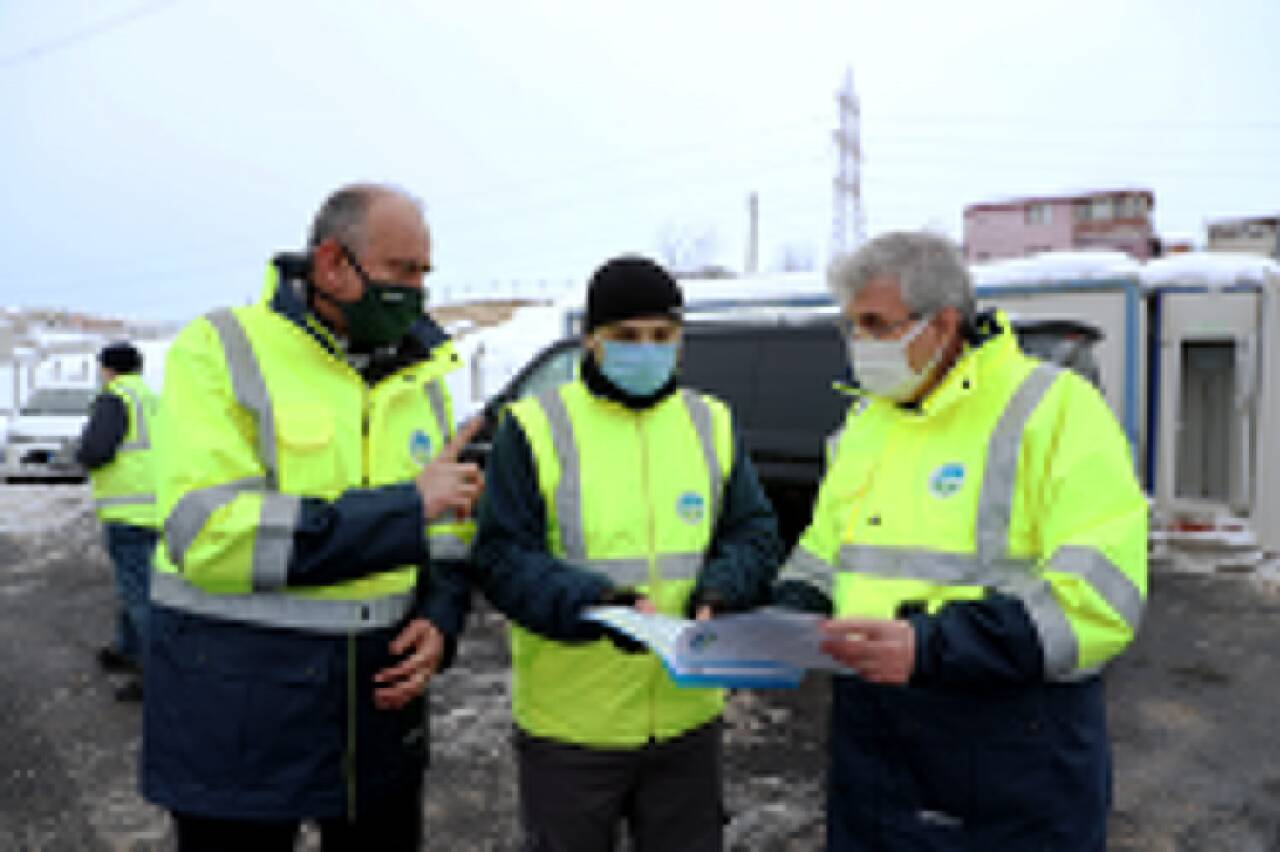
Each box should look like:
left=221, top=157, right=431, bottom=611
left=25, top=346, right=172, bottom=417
left=77, top=341, right=159, bottom=703
left=472, top=256, right=785, bottom=852
left=142, top=184, right=480, bottom=851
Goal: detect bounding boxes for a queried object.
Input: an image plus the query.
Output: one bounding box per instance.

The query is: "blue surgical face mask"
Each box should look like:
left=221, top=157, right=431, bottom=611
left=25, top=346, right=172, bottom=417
left=599, top=340, right=678, bottom=396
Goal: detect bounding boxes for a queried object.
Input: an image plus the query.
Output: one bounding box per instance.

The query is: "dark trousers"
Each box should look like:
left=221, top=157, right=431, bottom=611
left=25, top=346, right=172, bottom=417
left=171, top=780, right=423, bottom=852
left=104, top=522, right=156, bottom=663
left=516, top=719, right=724, bottom=852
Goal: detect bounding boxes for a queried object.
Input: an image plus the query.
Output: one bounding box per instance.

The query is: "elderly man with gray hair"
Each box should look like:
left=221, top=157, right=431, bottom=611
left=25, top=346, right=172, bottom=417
left=774, top=231, right=1147, bottom=850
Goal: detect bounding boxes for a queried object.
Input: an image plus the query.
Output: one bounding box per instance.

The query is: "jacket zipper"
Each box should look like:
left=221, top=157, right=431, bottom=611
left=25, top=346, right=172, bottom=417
left=636, top=414, right=659, bottom=739
left=346, top=386, right=372, bottom=822
left=346, top=631, right=357, bottom=822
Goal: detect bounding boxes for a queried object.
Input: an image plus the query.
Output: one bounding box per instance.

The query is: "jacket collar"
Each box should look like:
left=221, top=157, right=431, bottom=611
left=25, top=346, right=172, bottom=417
left=266, top=253, right=455, bottom=382
left=899, top=310, right=1017, bottom=419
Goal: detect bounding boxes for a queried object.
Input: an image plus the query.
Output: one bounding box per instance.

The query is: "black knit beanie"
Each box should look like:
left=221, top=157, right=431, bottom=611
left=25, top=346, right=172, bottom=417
left=99, top=341, right=143, bottom=374
left=584, top=256, right=683, bottom=334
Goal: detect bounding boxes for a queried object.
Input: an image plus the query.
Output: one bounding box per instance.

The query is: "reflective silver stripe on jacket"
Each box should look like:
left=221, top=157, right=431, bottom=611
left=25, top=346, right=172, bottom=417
left=424, top=380, right=452, bottom=442
left=163, top=476, right=299, bottom=591
left=151, top=571, right=413, bottom=634
left=824, top=428, right=844, bottom=466
left=531, top=387, right=722, bottom=572
left=974, top=364, right=1061, bottom=564
left=252, top=492, right=301, bottom=591
left=94, top=493, right=156, bottom=508
left=113, top=384, right=151, bottom=452
left=428, top=528, right=471, bottom=561
left=564, top=552, right=704, bottom=586
left=204, top=309, right=279, bottom=488
left=165, top=477, right=266, bottom=568
left=777, top=547, right=836, bottom=596
left=836, top=544, right=1036, bottom=585
left=680, top=390, right=722, bottom=527
left=536, top=389, right=587, bottom=561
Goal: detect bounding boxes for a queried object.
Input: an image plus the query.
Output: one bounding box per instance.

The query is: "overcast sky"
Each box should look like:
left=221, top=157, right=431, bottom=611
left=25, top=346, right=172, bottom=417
left=1, top=0, right=1277, bottom=321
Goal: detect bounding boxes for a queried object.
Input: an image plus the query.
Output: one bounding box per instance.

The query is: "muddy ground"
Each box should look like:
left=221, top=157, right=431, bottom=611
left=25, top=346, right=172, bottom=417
left=1, top=484, right=1277, bottom=851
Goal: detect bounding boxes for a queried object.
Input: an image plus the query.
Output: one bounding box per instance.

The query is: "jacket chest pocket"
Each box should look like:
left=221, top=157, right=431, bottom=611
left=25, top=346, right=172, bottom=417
left=276, top=403, right=342, bottom=495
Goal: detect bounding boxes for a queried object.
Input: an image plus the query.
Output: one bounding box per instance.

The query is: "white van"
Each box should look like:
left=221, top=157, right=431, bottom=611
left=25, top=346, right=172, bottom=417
left=1, top=385, right=98, bottom=482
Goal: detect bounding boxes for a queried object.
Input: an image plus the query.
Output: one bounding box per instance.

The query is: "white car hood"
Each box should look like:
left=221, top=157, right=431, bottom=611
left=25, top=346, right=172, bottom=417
left=7, top=415, right=87, bottom=442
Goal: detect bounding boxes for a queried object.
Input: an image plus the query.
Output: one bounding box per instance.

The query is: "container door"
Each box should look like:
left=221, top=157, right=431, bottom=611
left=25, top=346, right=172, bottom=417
left=1158, top=292, right=1259, bottom=516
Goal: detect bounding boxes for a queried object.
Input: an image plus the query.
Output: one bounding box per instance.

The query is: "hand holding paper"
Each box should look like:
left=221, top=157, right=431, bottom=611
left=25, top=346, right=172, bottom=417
left=820, top=618, right=915, bottom=685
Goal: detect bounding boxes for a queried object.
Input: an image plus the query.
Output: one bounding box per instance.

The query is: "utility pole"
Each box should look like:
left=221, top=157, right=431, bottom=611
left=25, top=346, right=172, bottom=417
left=746, top=192, right=760, bottom=275
left=831, top=67, right=865, bottom=259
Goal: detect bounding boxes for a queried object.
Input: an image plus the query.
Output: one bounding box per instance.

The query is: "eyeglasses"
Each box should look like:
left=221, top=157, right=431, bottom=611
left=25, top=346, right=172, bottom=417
left=837, top=313, right=923, bottom=341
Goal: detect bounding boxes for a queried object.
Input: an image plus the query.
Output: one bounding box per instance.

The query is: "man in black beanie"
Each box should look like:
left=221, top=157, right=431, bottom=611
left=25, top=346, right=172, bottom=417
left=472, top=255, right=784, bottom=851
left=76, top=341, right=159, bottom=702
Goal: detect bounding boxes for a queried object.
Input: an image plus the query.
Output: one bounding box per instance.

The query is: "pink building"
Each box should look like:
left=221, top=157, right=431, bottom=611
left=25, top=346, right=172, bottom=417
left=963, top=189, right=1156, bottom=262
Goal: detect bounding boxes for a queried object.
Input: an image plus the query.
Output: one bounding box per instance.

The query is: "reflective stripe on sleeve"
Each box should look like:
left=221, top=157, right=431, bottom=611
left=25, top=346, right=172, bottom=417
left=250, top=492, right=301, bottom=592
left=974, top=364, right=1060, bottom=564
left=151, top=571, right=413, bottom=634
left=164, top=477, right=267, bottom=569
left=428, top=530, right=471, bottom=561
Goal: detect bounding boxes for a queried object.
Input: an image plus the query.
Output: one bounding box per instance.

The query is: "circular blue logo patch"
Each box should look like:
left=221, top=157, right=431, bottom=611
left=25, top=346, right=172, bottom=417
left=409, top=430, right=434, bottom=465
left=928, top=463, right=966, bottom=498
left=676, top=491, right=706, bottom=525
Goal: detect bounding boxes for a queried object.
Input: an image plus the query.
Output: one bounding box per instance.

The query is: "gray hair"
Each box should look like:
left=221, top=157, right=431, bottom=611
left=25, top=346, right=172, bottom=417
left=307, top=183, right=423, bottom=251
left=828, top=231, right=974, bottom=320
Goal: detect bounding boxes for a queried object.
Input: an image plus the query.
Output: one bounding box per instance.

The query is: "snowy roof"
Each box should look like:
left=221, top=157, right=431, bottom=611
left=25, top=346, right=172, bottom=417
left=1140, top=252, right=1280, bottom=290
left=971, top=251, right=1141, bottom=288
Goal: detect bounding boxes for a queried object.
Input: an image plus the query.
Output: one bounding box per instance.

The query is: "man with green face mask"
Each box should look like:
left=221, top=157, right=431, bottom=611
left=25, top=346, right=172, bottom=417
left=142, top=183, right=482, bottom=850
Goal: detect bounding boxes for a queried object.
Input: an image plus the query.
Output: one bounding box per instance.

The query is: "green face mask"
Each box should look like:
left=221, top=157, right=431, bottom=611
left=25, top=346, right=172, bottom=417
left=333, top=245, right=425, bottom=349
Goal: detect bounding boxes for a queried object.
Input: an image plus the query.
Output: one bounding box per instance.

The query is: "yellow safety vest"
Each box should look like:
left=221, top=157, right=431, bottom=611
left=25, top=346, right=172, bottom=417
left=508, top=379, right=734, bottom=747
left=780, top=314, right=1148, bottom=679
left=90, top=373, right=159, bottom=529
left=151, top=294, right=469, bottom=634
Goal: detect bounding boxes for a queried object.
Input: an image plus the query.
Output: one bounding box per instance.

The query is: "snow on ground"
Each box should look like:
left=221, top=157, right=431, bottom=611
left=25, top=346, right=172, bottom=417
left=0, top=483, right=92, bottom=537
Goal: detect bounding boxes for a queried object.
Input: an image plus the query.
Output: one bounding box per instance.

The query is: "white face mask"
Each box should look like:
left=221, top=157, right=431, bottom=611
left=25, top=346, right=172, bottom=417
left=847, top=316, right=941, bottom=402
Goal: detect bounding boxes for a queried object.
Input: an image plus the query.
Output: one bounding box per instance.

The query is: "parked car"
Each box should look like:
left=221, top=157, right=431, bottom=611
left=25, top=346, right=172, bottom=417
left=471, top=314, right=1104, bottom=546
left=1, top=385, right=97, bottom=483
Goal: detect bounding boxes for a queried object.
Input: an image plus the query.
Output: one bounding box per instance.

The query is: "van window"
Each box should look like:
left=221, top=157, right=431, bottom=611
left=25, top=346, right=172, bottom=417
left=20, top=387, right=96, bottom=416
left=515, top=347, right=580, bottom=399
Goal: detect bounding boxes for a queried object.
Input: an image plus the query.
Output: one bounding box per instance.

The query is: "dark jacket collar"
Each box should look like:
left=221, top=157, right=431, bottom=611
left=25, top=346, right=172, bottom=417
left=268, top=253, right=451, bottom=384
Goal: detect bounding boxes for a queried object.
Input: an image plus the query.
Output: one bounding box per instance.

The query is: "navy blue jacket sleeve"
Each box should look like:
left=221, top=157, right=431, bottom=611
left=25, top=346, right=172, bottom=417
left=690, top=430, right=785, bottom=613
left=908, top=591, right=1046, bottom=687
left=287, top=483, right=427, bottom=587
left=75, top=392, right=127, bottom=469
left=470, top=415, right=613, bottom=642
left=417, top=560, right=472, bottom=672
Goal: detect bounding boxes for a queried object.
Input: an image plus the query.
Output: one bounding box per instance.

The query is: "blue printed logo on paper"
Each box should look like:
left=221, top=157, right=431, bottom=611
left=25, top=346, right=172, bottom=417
left=409, top=430, right=434, bottom=465
left=688, top=629, right=717, bottom=653
left=928, top=463, right=966, bottom=499
left=676, top=491, right=706, bottom=525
